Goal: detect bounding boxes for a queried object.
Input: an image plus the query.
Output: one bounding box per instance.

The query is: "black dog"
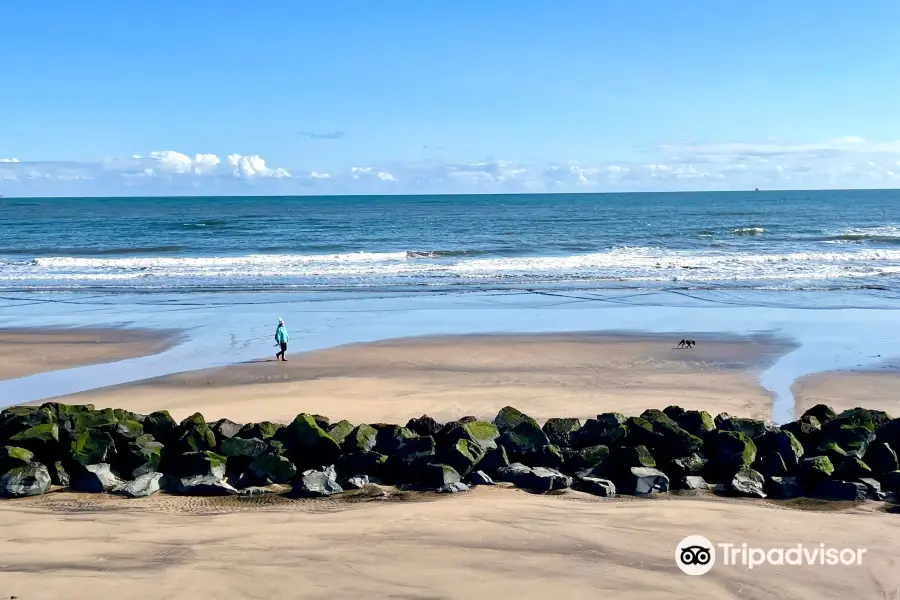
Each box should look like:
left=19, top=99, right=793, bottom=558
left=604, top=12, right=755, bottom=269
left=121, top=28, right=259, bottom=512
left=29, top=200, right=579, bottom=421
left=677, top=339, right=686, bottom=348
left=677, top=339, right=697, bottom=349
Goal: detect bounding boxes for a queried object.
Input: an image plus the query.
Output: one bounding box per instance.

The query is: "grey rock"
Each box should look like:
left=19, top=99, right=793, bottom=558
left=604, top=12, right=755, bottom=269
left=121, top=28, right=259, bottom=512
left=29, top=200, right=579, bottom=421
left=814, top=480, right=867, bottom=502
left=213, top=418, right=244, bottom=441
left=858, top=477, right=884, bottom=500
left=114, top=472, right=162, bottom=498
left=176, top=474, right=238, bottom=496
left=718, top=467, right=766, bottom=498
left=495, top=462, right=572, bottom=493
left=768, top=476, right=802, bottom=499
left=620, top=467, right=669, bottom=495
left=237, top=485, right=280, bottom=496
left=0, top=462, right=52, bottom=498
left=574, top=475, right=616, bottom=497
left=292, top=465, right=343, bottom=497
left=680, top=475, right=711, bottom=490
left=344, top=475, right=370, bottom=490
left=71, top=463, right=124, bottom=493
left=468, top=470, right=495, bottom=486
left=437, top=482, right=470, bottom=493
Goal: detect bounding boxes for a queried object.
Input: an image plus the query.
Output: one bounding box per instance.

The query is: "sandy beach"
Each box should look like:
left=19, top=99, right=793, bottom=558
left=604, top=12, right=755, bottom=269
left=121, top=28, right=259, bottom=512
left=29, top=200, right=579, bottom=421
left=3, top=330, right=898, bottom=599
left=0, top=487, right=897, bottom=600
left=794, top=370, right=900, bottom=417
left=0, top=328, right=177, bottom=381
left=59, top=332, right=787, bottom=424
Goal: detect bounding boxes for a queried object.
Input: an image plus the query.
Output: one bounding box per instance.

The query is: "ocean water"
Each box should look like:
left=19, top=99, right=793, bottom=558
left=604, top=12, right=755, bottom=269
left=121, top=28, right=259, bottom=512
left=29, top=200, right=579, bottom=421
left=4, top=189, right=900, bottom=294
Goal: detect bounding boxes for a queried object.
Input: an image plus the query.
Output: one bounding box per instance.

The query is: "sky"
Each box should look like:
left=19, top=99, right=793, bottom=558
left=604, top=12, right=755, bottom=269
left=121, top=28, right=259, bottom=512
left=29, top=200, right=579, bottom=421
left=2, top=0, right=900, bottom=196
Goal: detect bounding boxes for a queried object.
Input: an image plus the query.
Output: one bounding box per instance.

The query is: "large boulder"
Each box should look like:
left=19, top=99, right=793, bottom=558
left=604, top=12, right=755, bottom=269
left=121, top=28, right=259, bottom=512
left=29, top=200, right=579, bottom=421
left=64, top=428, right=116, bottom=467
left=573, top=475, right=616, bottom=497
left=864, top=442, right=898, bottom=476
left=610, top=445, right=656, bottom=473
left=755, top=453, right=788, bottom=479
left=704, top=430, right=757, bottom=477
left=797, top=455, right=834, bottom=486
left=446, top=421, right=501, bottom=451
left=495, top=463, right=571, bottom=493
left=493, top=406, right=538, bottom=432
left=143, top=410, right=177, bottom=444
left=755, top=429, right=804, bottom=469
left=781, top=415, right=822, bottom=447
left=0, top=445, right=34, bottom=472
left=212, top=418, right=243, bottom=442
left=813, top=480, right=867, bottom=502
left=220, top=436, right=268, bottom=459
left=542, top=418, right=582, bottom=447
left=499, top=421, right=561, bottom=467
left=373, top=425, right=419, bottom=455
left=342, top=424, right=378, bottom=454
left=416, top=463, right=462, bottom=488
left=116, top=434, right=163, bottom=478
left=291, top=465, right=343, bottom=497
left=828, top=407, right=891, bottom=432
left=718, top=467, right=766, bottom=498
left=326, top=420, right=355, bottom=446
left=406, top=415, right=443, bottom=437
left=173, top=413, right=216, bottom=454
left=0, top=406, right=57, bottom=455
left=176, top=474, right=237, bottom=496
left=801, top=404, right=837, bottom=425
left=335, top=451, right=389, bottom=480
left=394, top=435, right=437, bottom=476
left=440, top=438, right=486, bottom=477
left=680, top=475, right=711, bottom=491
left=571, top=413, right=627, bottom=449
left=675, top=410, right=716, bottom=439
left=237, top=421, right=282, bottom=441
left=478, top=446, right=510, bottom=474
left=114, top=472, right=163, bottom=498
left=175, top=451, right=227, bottom=479
left=835, top=456, right=872, bottom=481
left=816, top=425, right=875, bottom=461
left=663, top=453, right=708, bottom=480
left=767, top=476, right=802, bottom=499
left=717, top=417, right=770, bottom=439
left=277, top=414, right=341, bottom=469
left=881, top=470, right=900, bottom=493
left=618, top=467, right=669, bottom=495
left=468, top=471, right=495, bottom=486
left=8, top=423, right=59, bottom=461
left=71, top=463, right=124, bottom=493
left=247, top=453, right=297, bottom=485
left=562, top=444, right=610, bottom=473
left=0, top=462, right=52, bottom=498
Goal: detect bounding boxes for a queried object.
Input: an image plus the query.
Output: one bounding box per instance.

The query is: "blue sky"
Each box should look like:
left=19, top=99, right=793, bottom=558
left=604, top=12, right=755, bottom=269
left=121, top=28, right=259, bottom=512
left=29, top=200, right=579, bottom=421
left=2, top=0, right=900, bottom=196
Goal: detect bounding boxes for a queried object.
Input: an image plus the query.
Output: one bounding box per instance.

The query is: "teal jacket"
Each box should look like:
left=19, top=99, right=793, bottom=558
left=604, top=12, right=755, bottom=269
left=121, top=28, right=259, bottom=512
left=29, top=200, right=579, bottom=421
left=275, top=325, right=289, bottom=344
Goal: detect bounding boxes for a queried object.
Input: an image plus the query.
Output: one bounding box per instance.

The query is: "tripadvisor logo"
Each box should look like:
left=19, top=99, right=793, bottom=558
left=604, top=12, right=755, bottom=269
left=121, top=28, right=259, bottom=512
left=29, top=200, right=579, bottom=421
left=675, top=535, right=867, bottom=575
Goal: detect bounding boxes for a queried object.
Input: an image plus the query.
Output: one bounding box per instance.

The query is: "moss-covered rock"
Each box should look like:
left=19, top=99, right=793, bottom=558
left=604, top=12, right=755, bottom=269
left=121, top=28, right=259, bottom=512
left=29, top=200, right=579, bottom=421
left=237, top=421, right=282, bottom=441
left=835, top=456, right=872, bottom=481
left=220, top=436, right=267, bottom=459
left=0, top=445, right=34, bottom=472
left=797, top=455, right=834, bottom=485
left=675, top=410, right=716, bottom=438
left=277, top=413, right=341, bottom=468
left=755, top=429, right=804, bottom=469
left=499, top=420, right=552, bottom=462
left=612, top=445, right=657, bottom=472
left=640, top=409, right=678, bottom=427
left=66, top=428, right=115, bottom=466
left=478, top=445, right=510, bottom=474
left=571, top=413, right=627, bottom=449
left=562, top=444, right=610, bottom=473
left=175, top=450, right=227, bottom=479
left=248, top=453, right=297, bottom=484
left=64, top=408, right=119, bottom=432
left=450, top=421, right=501, bottom=451
left=326, top=420, right=355, bottom=446
left=173, top=413, right=216, bottom=454
left=864, top=442, right=898, bottom=476
left=342, top=424, right=378, bottom=454
left=212, top=418, right=243, bottom=441
left=781, top=415, right=821, bottom=447
left=143, top=410, right=177, bottom=444
left=801, top=404, right=837, bottom=425
left=817, top=425, right=875, bottom=460
left=717, top=417, right=769, bottom=439
left=705, top=430, right=757, bottom=476
left=394, top=435, right=437, bottom=472
left=2, top=410, right=58, bottom=457
left=663, top=452, right=708, bottom=479
left=829, top=407, right=891, bottom=432
left=494, top=406, right=539, bottom=432
left=374, top=425, right=419, bottom=455
left=441, top=438, right=486, bottom=477
left=116, top=434, right=163, bottom=478
left=336, top=451, right=389, bottom=479
left=648, top=419, right=704, bottom=458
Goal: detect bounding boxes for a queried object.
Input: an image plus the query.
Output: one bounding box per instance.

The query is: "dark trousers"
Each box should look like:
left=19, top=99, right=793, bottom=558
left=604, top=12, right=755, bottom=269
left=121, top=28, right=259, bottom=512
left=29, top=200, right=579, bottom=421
left=277, top=342, right=287, bottom=359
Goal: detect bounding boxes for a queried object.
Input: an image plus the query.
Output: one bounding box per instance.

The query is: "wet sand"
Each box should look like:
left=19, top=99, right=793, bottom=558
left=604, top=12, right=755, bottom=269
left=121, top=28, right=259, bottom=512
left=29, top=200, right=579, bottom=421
left=60, top=332, right=788, bottom=424
left=794, top=369, right=900, bottom=417
left=0, top=487, right=896, bottom=600
left=0, top=328, right=178, bottom=381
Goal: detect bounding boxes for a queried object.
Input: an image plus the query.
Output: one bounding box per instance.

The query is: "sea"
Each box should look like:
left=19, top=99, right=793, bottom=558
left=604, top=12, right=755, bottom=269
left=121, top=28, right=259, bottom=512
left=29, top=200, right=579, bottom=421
left=3, top=189, right=900, bottom=419
left=4, top=189, right=900, bottom=296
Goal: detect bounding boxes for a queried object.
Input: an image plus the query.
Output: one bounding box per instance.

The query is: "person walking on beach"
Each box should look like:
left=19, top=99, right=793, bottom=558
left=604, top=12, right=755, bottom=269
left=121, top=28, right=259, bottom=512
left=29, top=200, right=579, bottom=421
left=275, top=318, right=289, bottom=361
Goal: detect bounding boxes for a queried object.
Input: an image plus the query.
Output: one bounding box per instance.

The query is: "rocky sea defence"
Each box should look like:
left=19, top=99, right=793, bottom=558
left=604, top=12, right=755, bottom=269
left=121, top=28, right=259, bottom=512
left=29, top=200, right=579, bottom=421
left=0, top=402, right=895, bottom=503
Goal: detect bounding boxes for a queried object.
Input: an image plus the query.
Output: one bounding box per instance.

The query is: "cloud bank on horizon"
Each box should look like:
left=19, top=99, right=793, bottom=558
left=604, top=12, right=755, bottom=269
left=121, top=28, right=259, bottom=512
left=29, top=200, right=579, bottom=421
left=2, top=136, right=899, bottom=197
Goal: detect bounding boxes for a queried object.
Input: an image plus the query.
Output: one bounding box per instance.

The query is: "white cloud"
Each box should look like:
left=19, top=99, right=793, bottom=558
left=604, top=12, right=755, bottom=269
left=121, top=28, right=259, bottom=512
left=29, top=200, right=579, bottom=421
left=2, top=137, right=900, bottom=196
left=0, top=158, right=20, bottom=163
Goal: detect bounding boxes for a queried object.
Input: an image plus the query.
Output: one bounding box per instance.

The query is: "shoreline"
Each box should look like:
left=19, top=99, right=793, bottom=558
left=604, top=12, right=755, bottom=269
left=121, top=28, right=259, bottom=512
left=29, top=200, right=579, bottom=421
left=55, top=331, right=787, bottom=424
